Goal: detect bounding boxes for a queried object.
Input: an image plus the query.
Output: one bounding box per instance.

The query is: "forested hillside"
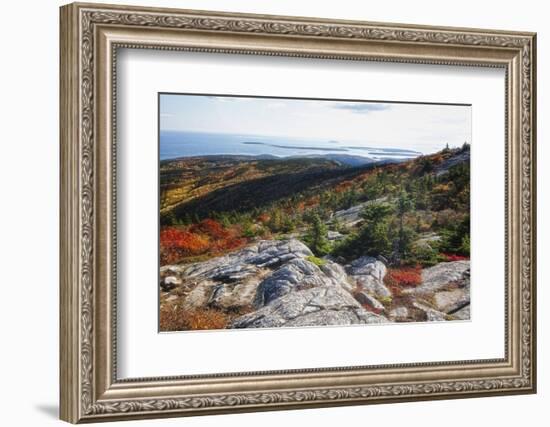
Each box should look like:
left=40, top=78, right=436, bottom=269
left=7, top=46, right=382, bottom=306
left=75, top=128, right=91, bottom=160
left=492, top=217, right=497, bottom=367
left=159, top=144, right=471, bottom=331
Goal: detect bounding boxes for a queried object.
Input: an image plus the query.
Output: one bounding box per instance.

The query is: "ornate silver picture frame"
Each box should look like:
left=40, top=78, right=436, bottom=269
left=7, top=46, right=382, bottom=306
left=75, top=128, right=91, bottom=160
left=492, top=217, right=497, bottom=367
left=60, top=2, right=536, bottom=423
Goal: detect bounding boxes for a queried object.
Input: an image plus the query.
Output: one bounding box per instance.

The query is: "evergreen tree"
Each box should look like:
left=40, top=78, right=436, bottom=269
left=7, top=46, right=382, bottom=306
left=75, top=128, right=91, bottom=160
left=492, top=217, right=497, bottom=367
left=268, top=208, right=283, bottom=233
left=440, top=214, right=470, bottom=256
left=333, top=202, right=394, bottom=260
left=304, top=213, right=331, bottom=256
left=394, top=190, right=416, bottom=263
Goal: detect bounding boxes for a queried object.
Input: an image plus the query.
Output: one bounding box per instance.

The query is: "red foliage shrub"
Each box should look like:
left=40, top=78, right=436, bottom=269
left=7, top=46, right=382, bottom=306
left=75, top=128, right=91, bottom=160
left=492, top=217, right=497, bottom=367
left=161, top=227, right=209, bottom=253
left=441, top=253, right=469, bottom=262
left=160, top=220, right=250, bottom=265
left=160, top=227, right=210, bottom=264
left=190, top=219, right=229, bottom=239
left=384, top=266, right=422, bottom=290
left=210, top=236, right=247, bottom=253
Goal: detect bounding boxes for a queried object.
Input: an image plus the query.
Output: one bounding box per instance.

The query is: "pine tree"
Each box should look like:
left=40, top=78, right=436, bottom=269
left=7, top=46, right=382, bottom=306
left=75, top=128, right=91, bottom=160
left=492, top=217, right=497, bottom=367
left=395, top=190, right=415, bottom=262
left=305, top=213, right=331, bottom=256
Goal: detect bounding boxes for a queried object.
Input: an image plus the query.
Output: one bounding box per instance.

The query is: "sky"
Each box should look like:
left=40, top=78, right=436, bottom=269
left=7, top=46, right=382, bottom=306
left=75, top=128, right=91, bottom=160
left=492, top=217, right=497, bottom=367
left=160, top=94, right=471, bottom=155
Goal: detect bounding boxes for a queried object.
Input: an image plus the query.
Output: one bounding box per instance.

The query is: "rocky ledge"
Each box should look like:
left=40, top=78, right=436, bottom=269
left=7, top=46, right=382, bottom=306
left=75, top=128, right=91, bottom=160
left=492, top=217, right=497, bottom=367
left=160, top=238, right=470, bottom=329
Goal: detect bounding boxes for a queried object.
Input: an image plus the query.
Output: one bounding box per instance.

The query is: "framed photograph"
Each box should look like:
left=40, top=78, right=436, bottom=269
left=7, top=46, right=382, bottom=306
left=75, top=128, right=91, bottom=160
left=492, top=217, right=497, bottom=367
left=60, top=2, right=537, bottom=423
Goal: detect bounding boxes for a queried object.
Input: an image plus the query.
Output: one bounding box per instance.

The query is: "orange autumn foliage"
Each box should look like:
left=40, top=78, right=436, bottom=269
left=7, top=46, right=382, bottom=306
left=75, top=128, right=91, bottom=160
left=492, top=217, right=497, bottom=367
left=384, top=266, right=422, bottom=295
left=160, top=227, right=210, bottom=264
left=190, top=218, right=228, bottom=239
left=159, top=306, right=229, bottom=331
left=160, top=219, right=249, bottom=265
left=160, top=227, right=210, bottom=253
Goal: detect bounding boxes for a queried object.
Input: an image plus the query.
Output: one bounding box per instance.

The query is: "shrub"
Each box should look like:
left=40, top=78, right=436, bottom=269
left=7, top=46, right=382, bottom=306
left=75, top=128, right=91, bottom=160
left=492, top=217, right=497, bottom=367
left=379, top=296, right=393, bottom=306
left=306, top=255, right=326, bottom=267
left=159, top=305, right=185, bottom=331
left=190, top=218, right=228, bottom=239
left=266, top=208, right=296, bottom=233
left=160, top=227, right=210, bottom=264
left=242, top=223, right=261, bottom=238
left=459, top=234, right=470, bottom=255
left=440, top=253, right=469, bottom=262
left=159, top=306, right=229, bottom=331
left=384, top=267, right=422, bottom=293
left=210, top=236, right=247, bottom=253
left=408, top=243, right=440, bottom=267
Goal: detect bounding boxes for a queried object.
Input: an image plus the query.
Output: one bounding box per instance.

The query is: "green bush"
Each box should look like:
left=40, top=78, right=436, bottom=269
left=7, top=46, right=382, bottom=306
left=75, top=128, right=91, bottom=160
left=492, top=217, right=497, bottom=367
left=407, top=243, right=440, bottom=267
left=306, top=255, right=327, bottom=267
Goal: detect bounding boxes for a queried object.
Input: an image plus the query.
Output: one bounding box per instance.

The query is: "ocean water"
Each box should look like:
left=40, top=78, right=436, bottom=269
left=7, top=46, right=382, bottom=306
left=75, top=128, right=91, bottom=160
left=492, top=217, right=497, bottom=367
left=160, top=130, right=421, bottom=161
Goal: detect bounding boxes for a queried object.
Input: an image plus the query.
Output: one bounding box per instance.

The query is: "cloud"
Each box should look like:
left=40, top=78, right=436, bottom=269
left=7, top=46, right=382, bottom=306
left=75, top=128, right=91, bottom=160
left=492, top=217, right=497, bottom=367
left=209, top=96, right=255, bottom=103
left=332, top=103, right=390, bottom=114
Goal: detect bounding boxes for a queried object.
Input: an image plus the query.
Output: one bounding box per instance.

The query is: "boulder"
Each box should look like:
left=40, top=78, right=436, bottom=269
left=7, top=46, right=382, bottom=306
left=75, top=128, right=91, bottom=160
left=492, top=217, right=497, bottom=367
left=255, top=258, right=353, bottom=307
left=403, top=261, right=470, bottom=320
left=411, top=261, right=470, bottom=295
left=413, top=232, right=441, bottom=250
left=207, top=280, right=263, bottom=311
left=346, top=256, right=391, bottom=299
left=353, top=291, right=385, bottom=313
left=319, top=260, right=354, bottom=292
left=180, top=239, right=313, bottom=279
left=413, top=302, right=448, bottom=322
left=254, top=258, right=341, bottom=307
left=247, top=239, right=313, bottom=268
left=182, top=268, right=271, bottom=312
left=231, top=286, right=387, bottom=329
left=183, top=279, right=216, bottom=309
left=327, top=230, right=345, bottom=241
left=432, top=287, right=470, bottom=314
left=160, top=276, right=181, bottom=292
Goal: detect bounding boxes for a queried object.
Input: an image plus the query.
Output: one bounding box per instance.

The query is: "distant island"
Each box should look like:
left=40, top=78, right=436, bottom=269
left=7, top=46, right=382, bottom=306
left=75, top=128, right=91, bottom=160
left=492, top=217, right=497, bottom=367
left=242, top=141, right=350, bottom=152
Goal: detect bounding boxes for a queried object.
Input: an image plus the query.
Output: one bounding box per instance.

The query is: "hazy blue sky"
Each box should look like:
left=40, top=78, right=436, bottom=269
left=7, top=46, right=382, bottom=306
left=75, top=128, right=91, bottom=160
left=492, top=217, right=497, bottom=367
left=160, top=94, right=471, bottom=154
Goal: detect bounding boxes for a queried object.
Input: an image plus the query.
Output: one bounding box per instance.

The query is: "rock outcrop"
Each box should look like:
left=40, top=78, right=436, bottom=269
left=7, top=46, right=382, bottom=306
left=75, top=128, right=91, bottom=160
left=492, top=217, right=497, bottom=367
left=412, top=260, right=470, bottom=294
left=231, top=286, right=386, bottom=328
left=160, top=238, right=470, bottom=329
left=346, top=256, right=391, bottom=299
left=160, top=239, right=391, bottom=328
left=332, top=197, right=389, bottom=227
left=402, top=260, right=470, bottom=320
left=254, top=258, right=347, bottom=307
left=434, top=146, right=470, bottom=177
